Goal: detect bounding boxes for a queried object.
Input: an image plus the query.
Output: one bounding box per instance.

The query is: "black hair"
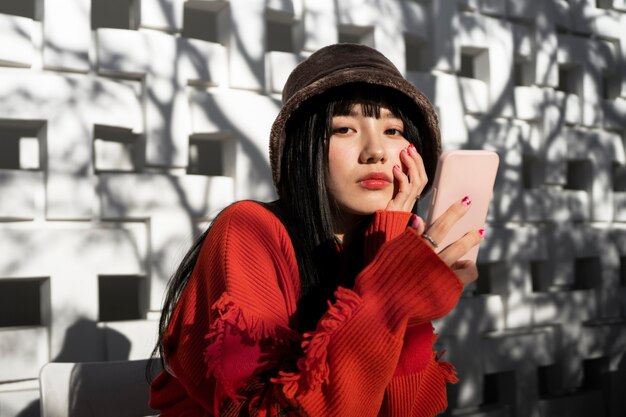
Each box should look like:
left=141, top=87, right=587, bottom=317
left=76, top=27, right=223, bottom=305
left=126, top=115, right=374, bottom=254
left=148, top=82, right=425, bottom=379
left=277, top=82, right=424, bottom=330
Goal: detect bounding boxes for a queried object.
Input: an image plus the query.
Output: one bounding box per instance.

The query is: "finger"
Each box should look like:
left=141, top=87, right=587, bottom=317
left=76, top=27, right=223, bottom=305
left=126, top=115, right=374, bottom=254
left=438, top=229, right=483, bottom=266
left=401, top=146, right=425, bottom=199
left=388, top=146, right=428, bottom=212
left=400, top=147, right=421, bottom=194
left=407, top=144, right=427, bottom=193
left=451, top=259, right=473, bottom=270
left=409, top=214, right=425, bottom=235
left=389, top=162, right=411, bottom=209
left=424, top=196, right=473, bottom=244
left=450, top=260, right=478, bottom=286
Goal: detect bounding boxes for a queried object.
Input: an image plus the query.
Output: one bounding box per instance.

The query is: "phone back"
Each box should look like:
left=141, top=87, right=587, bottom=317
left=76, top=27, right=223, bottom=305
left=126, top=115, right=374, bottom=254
left=425, top=150, right=499, bottom=262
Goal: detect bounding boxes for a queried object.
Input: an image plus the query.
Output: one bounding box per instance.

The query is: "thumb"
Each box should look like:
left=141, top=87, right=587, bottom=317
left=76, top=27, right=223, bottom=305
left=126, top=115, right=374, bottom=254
left=450, top=259, right=473, bottom=271
left=410, top=214, right=425, bottom=235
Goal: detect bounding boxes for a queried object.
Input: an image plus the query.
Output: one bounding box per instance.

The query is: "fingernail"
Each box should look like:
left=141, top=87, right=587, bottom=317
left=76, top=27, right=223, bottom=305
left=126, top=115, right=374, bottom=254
left=479, top=229, right=485, bottom=237
left=462, top=196, right=472, bottom=206
left=402, top=148, right=408, bottom=155
left=408, top=144, right=417, bottom=154
left=411, top=214, right=421, bottom=229
left=394, top=164, right=401, bottom=171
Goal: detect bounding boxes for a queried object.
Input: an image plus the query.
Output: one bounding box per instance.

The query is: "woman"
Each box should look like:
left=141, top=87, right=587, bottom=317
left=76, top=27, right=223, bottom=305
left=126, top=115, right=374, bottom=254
left=149, top=43, right=482, bottom=417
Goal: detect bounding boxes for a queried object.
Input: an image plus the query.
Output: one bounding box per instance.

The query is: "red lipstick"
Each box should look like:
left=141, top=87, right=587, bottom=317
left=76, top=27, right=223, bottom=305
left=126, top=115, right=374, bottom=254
left=357, top=172, right=392, bottom=190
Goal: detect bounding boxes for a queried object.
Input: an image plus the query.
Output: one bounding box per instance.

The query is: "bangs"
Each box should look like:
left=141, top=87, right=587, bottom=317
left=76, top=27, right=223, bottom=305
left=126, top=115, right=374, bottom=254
left=324, top=83, right=411, bottom=119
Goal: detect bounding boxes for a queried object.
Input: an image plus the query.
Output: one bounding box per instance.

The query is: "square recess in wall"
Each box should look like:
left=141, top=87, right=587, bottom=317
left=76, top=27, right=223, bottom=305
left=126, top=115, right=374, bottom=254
left=338, top=25, right=375, bottom=48
left=93, top=125, right=141, bottom=173
left=557, top=64, right=582, bottom=96
left=612, top=162, right=626, bottom=192
left=404, top=33, right=429, bottom=72
left=602, top=72, right=620, bottom=100
left=483, top=371, right=516, bottom=409
left=531, top=260, right=551, bottom=292
left=182, top=0, right=229, bottom=45
left=522, top=154, right=543, bottom=189
left=475, top=261, right=509, bottom=295
left=582, top=356, right=610, bottom=391
left=266, top=9, right=300, bottom=53
left=513, top=58, right=534, bottom=86
left=0, top=0, right=37, bottom=19
left=565, top=159, right=593, bottom=191
left=0, top=278, right=49, bottom=327
left=459, top=47, right=490, bottom=83
left=574, top=256, right=601, bottom=290
left=537, top=364, right=561, bottom=396
left=98, top=275, right=146, bottom=322
left=0, top=121, right=42, bottom=170
left=188, top=134, right=229, bottom=177
left=619, top=257, right=626, bottom=287
left=595, top=0, right=614, bottom=9
left=92, top=0, right=140, bottom=30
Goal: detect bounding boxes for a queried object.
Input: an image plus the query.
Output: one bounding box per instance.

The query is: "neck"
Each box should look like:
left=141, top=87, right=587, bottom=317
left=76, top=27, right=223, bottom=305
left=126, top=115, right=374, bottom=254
left=333, top=212, right=367, bottom=246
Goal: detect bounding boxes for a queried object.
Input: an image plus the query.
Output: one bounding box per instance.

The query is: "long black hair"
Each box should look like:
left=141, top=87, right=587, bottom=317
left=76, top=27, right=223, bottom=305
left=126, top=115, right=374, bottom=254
left=148, top=83, right=425, bottom=377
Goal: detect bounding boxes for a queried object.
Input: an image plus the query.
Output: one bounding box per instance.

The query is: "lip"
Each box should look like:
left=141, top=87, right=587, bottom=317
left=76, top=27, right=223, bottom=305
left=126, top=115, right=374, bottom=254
left=357, top=172, right=392, bottom=190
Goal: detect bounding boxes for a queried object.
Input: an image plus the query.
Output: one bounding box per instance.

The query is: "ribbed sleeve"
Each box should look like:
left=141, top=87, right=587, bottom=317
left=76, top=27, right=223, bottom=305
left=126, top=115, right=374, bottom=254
left=379, top=358, right=450, bottom=417
left=361, top=211, right=456, bottom=416
left=364, top=210, right=413, bottom=263
left=356, top=228, right=463, bottom=331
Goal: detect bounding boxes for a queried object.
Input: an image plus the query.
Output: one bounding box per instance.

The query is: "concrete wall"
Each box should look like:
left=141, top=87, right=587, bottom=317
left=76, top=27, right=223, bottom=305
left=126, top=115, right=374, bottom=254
left=0, top=0, right=625, bottom=416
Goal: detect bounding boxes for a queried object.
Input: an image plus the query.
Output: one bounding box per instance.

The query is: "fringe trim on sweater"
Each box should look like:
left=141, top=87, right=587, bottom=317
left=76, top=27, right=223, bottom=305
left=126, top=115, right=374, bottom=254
left=432, top=332, right=459, bottom=384
left=434, top=349, right=459, bottom=384
left=273, top=287, right=363, bottom=399
left=206, top=292, right=297, bottom=344
left=203, top=292, right=299, bottom=414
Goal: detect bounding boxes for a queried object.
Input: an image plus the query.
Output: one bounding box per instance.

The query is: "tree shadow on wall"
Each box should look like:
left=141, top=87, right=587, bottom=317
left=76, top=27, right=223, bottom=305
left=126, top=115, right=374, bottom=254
left=418, top=1, right=626, bottom=415
left=15, top=318, right=132, bottom=417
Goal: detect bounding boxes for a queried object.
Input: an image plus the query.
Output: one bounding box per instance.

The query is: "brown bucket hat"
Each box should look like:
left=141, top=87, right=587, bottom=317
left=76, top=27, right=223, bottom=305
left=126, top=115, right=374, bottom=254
left=269, top=43, right=441, bottom=194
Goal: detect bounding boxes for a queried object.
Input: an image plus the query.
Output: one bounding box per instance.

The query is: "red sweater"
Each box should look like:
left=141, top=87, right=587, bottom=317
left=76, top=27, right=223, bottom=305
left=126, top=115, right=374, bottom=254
left=150, top=201, right=463, bottom=417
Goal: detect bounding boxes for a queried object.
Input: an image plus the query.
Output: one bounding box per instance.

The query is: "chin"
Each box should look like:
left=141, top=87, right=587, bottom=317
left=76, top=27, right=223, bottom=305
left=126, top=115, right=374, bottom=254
left=338, top=200, right=389, bottom=216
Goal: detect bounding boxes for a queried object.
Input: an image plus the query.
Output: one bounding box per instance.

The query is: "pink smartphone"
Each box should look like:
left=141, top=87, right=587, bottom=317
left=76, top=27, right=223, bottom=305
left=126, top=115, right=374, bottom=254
left=424, top=150, right=499, bottom=262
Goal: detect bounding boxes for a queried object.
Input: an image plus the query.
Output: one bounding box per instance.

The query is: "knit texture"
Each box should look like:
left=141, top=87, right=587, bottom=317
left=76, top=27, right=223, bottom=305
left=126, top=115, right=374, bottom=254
left=150, top=201, right=463, bottom=417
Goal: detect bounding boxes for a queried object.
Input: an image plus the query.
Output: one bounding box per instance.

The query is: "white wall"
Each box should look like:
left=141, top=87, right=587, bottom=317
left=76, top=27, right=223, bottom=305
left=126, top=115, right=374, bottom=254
left=0, top=0, right=625, bottom=416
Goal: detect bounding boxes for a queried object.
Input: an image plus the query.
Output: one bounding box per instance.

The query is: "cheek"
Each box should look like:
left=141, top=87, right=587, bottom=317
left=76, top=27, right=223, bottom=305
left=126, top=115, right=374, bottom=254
left=327, top=142, right=352, bottom=180
left=325, top=151, right=341, bottom=197
left=388, top=140, right=411, bottom=164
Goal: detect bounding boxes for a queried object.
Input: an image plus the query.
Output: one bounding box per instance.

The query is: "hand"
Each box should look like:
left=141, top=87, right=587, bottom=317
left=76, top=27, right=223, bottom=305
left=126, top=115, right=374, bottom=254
left=409, top=197, right=482, bottom=286
left=385, top=144, right=428, bottom=212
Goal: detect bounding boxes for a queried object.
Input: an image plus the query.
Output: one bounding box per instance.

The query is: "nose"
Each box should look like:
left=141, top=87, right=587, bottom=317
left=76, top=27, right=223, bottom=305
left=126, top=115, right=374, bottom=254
left=359, top=126, right=386, bottom=164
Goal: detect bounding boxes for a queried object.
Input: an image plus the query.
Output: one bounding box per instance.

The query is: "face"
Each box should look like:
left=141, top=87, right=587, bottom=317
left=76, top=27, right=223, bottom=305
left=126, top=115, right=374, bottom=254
left=326, top=104, right=411, bottom=220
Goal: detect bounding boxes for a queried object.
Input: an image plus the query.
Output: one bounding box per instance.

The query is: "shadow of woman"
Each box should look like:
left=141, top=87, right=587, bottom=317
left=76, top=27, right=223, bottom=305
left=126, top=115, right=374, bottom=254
left=15, top=318, right=132, bottom=417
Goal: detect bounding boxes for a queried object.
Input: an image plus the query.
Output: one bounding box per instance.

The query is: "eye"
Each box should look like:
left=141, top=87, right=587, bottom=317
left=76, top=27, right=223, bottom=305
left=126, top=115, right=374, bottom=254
left=332, top=126, right=354, bottom=135
left=385, top=128, right=404, bottom=136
